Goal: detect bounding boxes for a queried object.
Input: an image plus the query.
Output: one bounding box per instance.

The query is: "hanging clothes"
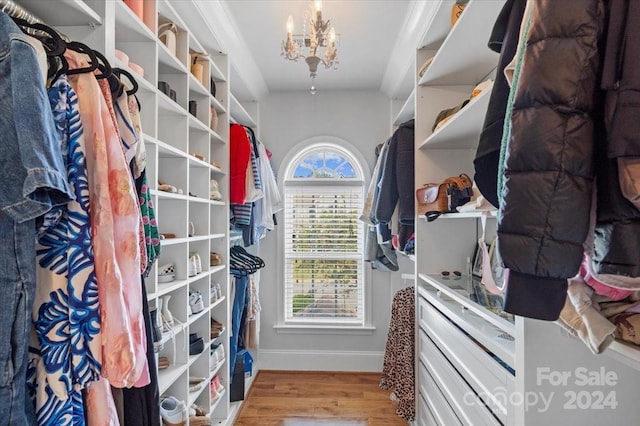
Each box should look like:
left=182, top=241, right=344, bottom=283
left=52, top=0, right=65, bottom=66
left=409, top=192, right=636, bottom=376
left=380, top=287, right=415, bottom=422
left=29, top=75, right=103, bottom=425
left=0, top=12, right=74, bottom=424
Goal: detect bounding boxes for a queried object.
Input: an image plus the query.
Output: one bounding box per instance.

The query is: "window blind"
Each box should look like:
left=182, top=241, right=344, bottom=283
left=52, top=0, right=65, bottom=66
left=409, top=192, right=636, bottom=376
left=284, top=186, right=365, bottom=323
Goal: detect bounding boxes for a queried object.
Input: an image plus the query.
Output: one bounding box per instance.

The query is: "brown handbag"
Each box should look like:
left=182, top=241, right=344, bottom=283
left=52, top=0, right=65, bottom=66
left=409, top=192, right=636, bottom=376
left=416, top=174, right=473, bottom=221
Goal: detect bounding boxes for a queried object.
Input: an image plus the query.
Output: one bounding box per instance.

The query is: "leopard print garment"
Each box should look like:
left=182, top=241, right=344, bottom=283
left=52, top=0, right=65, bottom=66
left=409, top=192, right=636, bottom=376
left=380, top=286, right=415, bottom=421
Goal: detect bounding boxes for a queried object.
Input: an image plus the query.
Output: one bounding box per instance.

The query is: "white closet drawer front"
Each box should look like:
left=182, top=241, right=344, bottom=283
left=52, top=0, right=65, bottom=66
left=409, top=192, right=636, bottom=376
left=420, top=330, right=503, bottom=426
left=419, top=360, right=462, bottom=426
left=418, top=392, right=439, bottom=426
left=418, top=295, right=513, bottom=422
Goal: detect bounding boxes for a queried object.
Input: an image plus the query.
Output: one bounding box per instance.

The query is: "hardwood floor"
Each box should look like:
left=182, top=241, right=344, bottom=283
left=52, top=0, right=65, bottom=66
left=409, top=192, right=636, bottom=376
left=234, top=371, right=408, bottom=426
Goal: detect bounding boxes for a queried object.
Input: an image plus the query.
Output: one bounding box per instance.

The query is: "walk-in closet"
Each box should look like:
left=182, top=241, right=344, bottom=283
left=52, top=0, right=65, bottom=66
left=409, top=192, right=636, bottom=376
left=1, top=1, right=640, bottom=425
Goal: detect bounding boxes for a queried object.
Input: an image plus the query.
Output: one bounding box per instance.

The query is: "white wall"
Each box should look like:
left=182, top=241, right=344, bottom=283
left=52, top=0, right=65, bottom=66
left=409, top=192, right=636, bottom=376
left=255, top=89, right=414, bottom=372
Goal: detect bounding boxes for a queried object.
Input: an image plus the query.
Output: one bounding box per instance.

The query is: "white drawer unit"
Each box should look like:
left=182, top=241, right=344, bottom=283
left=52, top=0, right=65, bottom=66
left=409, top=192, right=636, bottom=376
left=418, top=360, right=463, bottom=426
left=418, top=287, right=514, bottom=423
left=420, top=329, right=502, bottom=426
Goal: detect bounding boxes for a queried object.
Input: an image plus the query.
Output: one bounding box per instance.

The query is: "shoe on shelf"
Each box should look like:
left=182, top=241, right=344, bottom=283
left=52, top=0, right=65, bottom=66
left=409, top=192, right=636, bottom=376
left=189, top=290, right=205, bottom=315
left=189, top=415, right=211, bottom=426
left=215, top=283, right=222, bottom=300
left=158, top=355, right=170, bottom=370
left=160, top=396, right=187, bottom=426
left=209, top=179, right=222, bottom=201
left=188, top=376, right=207, bottom=393
left=211, top=318, right=225, bottom=339
left=210, top=252, right=221, bottom=266
left=210, top=284, right=218, bottom=303
left=158, top=263, right=176, bottom=283
left=191, top=403, right=207, bottom=417
left=194, top=253, right=202, bottom=274
left=188, top=254, right=199, bottom=277
left=189, top=333, right=205, bottom=356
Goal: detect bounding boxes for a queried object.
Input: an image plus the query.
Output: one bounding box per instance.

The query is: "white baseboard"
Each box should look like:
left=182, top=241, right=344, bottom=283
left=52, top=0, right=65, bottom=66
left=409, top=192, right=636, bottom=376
left=258, top=349, right=384, bottom=372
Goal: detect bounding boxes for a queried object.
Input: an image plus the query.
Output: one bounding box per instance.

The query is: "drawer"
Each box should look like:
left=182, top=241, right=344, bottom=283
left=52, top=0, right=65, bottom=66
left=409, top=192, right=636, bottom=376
left=418, top=392, right=438, bottom=426
left=418, top=295, right=513, bottom=422
left=419, top=360, right=462, bottom=426
left=420, top=330, right=502, bottom=426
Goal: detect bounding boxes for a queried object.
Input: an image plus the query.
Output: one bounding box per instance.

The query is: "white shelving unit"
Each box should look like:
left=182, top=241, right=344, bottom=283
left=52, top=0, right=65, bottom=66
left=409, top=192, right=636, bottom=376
left=412, top=1, right=640, bottom=425
left=15, top=0, right=258, bottom=424
left=393, top=88, right=416, bottom=127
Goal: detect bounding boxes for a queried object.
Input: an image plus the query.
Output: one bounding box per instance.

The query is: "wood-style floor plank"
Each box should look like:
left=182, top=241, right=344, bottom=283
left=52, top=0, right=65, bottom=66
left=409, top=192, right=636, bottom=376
left=234, top=371, right=408, bottom=426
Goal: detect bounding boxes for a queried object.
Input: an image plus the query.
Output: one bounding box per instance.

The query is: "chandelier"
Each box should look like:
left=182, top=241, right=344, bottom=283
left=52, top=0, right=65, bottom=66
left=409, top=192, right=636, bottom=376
left=281, top=0, right=339, bottom=94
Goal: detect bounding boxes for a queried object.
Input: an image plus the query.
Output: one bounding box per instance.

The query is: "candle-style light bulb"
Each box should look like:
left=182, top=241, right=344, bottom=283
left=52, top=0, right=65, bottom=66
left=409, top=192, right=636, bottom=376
left=286, top=15, right=294, bottom=34
left=314, top=0, right=322, bottom=13
left=329, top=27, right=336, bottom=43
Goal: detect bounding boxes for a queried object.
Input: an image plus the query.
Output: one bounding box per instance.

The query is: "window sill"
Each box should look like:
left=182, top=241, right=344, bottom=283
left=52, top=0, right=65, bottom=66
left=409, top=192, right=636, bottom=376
left=273, top=324, right=376, bottom=335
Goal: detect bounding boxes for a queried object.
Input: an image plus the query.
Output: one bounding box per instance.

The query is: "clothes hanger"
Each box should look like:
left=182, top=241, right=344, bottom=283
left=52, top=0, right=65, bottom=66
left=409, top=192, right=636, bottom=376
left=92, top=49, right=112, bottom=80
left=11, top=17, right=66, bottom=57
left=112, top=67, right=139, bottom=96
left=65, top=41, right=99, bottom=76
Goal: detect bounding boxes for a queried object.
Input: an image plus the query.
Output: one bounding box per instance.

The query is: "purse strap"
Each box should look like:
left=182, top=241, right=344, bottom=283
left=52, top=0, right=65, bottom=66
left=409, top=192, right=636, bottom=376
left=479, top=212, right=508, bottom=294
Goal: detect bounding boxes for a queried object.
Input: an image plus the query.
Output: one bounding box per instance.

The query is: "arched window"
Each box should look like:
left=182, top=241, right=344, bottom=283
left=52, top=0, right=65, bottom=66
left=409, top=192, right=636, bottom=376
left=283, top=143, right=366, bottom=324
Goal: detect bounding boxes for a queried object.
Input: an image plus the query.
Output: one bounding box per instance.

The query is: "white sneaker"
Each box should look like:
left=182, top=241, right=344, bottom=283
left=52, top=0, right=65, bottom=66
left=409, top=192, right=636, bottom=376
left=210, top=179, right=222, bottom=201
left=160, top=396, right=187, bottom=426
left=195, top=253, right=202, bottom=274
left=215, top=283, right=222, bottom=300
left=189, top=290, right=204, bottom=315
left=188, top=254, right=198, bottom=277
left=158, top=263, right=176, bottom=283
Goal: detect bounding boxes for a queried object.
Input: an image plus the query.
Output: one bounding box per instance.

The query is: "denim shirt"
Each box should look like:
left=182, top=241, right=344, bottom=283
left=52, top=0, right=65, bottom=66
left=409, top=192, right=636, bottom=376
left=0, top=11, right=73, bottom=425
left=0, top=12, right=73, bottom=222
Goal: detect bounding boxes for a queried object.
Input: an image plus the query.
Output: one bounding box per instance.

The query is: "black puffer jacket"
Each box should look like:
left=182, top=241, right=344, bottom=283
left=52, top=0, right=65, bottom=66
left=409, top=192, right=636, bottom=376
left=594, top=0, right=640, bottom=277
left=498, top=0, right=606, bottom=320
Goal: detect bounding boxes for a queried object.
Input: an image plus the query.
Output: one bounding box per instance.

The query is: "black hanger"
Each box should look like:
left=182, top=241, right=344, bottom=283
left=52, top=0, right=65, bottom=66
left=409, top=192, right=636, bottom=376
left=113, top=68, right=139, bottom=96
left=92, top=49, right=112, bottom=80
left=65, top=41, right=99, bottom=76
left=11, top=17, right=66, bottom=57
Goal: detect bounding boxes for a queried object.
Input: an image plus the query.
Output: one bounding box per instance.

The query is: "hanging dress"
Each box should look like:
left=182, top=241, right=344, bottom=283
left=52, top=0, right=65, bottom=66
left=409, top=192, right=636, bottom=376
left=26, top=75, right=103, bottom=425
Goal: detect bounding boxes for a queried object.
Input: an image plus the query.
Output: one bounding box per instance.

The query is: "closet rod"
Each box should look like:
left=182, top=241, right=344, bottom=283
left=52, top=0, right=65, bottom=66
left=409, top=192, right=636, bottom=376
left=0, top=0, right=42, bottom=24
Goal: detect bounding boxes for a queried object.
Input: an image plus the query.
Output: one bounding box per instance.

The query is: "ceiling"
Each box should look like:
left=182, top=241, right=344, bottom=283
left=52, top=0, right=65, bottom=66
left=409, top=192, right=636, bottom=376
left=202, top=0, right=433, bottom=102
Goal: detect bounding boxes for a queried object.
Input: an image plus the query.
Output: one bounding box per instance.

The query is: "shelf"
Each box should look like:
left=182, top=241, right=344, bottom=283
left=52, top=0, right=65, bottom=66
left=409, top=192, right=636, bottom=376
left=114, top=0, right=155, bottom=43
left=209, top=264, right=227, bottom=275
left=211, top=95, right=227, bottom=115
left=157, top=279, right=189, bottom=298
left=419, top=284, right=515, bottom=368
left=189, top=72, right=210, bottom=98
left=208, top=389, right=226, bottom=418
left=419, top=0, right=457, bottom=48
left=398, top=251, right=416, bottom=262
left=112, top=58, right=156, bottom=96
left=393, top=89, right=415, bottom=126
left=188, top=304, right=213, bottom=326
left=210, top=296, right=226, bottom=310
left=210, top=233, right=226, bottom=240
left=188, top=154, right=216, bottom=170
left=151, top=189, right=188, bottom=201
left=158, top=362, right=189, bottom=395
left=18, top=0, right=102, bottom=26
left=158, top=90, right=188, bottom=117
left=189, top=235, right=211, bottom=243
left=418, top=0, right=503, bottom=86
left=209, top=60, right=226, bottom=82
left=210, top=129, right=225, bottom=144
left=154, top=138, right=188, bottom=160
left=605, top=340, right=640, bottom=372
left=158, top=40, right=188, bottom=74
left=210, top=200, right=225, bottom=207
left=229, top=93, right=257, bottom=127
left=419, top=86, right=493, bottom=149
left=210, top=166, right=225, bottom=175
left=189, top=362, right=224, bottom=407
left=419, top=273, right=515, bottom=335
left=420, top=210, right=498, bottom=220
left=188, top=114, right=210, bottom=134
left=161, top=237, right=189, bottom=246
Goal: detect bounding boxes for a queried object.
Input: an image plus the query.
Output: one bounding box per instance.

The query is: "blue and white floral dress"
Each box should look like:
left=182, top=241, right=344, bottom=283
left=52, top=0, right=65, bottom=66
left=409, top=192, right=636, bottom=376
left=27, top=75, right=102, bottom=425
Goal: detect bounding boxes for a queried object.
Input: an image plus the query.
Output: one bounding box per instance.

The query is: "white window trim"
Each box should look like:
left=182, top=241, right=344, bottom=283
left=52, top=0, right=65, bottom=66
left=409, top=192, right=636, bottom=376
left=276, top=136, right=372, bottom=332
